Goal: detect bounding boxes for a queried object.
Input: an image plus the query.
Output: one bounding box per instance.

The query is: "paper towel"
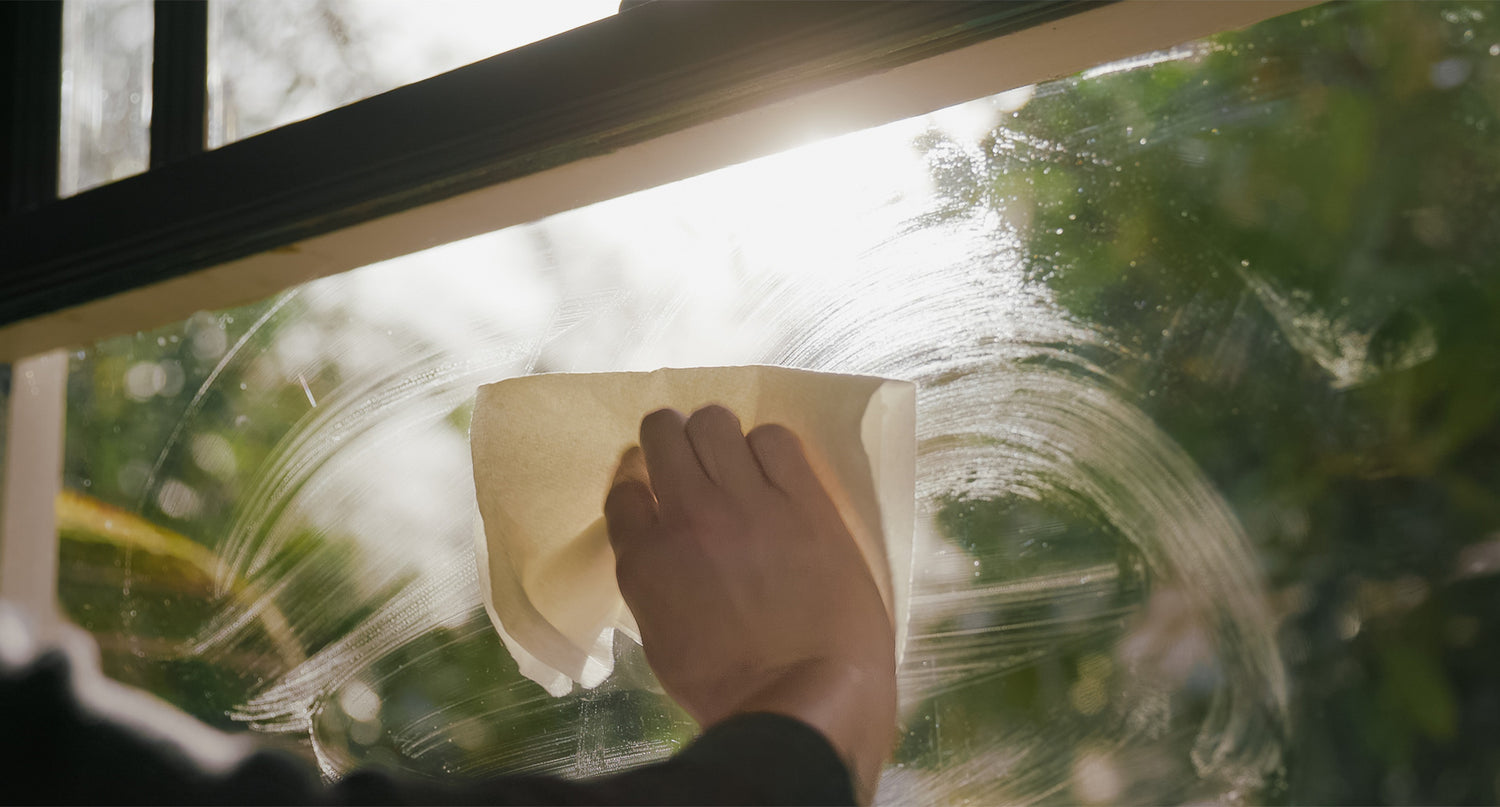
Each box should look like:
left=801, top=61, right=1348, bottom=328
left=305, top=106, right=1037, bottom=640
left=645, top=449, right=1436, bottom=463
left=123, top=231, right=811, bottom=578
left=470, top=365, right=915, bottom=696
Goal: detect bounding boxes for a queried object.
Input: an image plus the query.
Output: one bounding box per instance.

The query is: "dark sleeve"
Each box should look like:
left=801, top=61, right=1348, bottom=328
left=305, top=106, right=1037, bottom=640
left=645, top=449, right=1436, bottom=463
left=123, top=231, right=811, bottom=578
left=0, top=649, right=854, bottom=806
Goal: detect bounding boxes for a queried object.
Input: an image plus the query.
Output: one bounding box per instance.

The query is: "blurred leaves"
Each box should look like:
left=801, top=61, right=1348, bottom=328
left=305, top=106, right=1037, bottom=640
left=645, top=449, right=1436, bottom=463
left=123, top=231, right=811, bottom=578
left=918, top=1, right=1500, bottom=801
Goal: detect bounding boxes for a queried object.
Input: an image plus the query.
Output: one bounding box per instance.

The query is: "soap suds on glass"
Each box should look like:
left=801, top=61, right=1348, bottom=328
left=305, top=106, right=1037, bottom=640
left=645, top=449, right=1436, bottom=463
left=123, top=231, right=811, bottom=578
left=83, top=132, right=1280, bottom=803
left=55, top=22, right=1354, bottom=807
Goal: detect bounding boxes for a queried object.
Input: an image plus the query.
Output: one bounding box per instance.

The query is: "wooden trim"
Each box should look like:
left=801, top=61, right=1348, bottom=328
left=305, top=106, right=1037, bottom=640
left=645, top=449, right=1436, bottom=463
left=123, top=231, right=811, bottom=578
left=0, top=0, right=1317, bottom=360
left=0, top=350, right=66, bottom=632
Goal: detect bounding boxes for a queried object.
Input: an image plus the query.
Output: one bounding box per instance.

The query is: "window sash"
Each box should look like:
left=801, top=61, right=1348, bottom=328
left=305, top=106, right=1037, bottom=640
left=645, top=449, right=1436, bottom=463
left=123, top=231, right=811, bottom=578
left=0, top=1, right=1313, bottom=361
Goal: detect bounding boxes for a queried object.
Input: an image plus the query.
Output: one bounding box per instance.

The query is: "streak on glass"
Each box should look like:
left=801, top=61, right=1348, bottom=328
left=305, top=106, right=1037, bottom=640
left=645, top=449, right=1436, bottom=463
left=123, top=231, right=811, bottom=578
left=59, top=0, right=153, bottom=197
left=59, top=3, right=1500, bottom=804
left=205, top=0, right=618, bottom=147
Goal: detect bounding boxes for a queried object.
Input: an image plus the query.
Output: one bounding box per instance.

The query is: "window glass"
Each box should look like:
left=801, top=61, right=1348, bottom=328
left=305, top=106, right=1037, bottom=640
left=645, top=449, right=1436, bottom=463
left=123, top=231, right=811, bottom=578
left=59, top=0, right=153, bottom=196
left=207, top=0, right=618, bottom=146
left=61, top=3, right=1500, bottom=802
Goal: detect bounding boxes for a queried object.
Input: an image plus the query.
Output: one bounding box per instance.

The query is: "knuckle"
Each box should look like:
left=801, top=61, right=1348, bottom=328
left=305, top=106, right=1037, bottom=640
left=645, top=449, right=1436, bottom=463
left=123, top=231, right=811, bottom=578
left=686, top=405, right=739, bottom=441
left=690, top=403, right=736, bottom=426
left=677, top=493, right=740, bottom=534
left=748, top=422, right=798, bottom=453
left=641, top=408, right=683, bottom=434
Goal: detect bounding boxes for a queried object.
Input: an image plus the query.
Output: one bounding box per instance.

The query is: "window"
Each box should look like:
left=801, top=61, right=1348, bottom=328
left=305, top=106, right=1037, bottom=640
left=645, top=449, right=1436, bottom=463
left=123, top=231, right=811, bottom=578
left=14, top=1, right=1500, bottom=803
left=54, top=0, right=617, bottom=195
left=207, top=0, right=617, bottom=145
left=59, top=0, right=152, bottom=195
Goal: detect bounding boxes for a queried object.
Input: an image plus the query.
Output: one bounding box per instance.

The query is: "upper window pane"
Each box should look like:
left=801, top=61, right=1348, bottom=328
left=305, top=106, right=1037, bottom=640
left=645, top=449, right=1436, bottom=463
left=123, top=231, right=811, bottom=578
left=206, top=0, right=618, bottom=146
left=59, top=0, right=153, bottom=196
left=59, top=3, right=1500, bottom=804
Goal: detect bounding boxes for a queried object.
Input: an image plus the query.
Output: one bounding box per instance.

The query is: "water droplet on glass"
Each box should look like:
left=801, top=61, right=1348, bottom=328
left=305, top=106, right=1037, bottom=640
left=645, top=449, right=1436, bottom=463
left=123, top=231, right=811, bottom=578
left=1429, top=57, right=1472, bottom=89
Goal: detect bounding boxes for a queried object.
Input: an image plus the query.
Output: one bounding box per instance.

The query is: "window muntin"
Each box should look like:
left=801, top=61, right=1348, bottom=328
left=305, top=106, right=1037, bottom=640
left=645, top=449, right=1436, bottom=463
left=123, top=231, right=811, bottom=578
left=57, top=3, right=1500, bottom=803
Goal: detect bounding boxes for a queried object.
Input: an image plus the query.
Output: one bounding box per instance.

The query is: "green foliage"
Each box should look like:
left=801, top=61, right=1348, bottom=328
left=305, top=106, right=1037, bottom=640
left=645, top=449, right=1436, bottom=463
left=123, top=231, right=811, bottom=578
left=46, top=1, right=1500, bottom=800
left=919, top=2, right=1500, bottom=801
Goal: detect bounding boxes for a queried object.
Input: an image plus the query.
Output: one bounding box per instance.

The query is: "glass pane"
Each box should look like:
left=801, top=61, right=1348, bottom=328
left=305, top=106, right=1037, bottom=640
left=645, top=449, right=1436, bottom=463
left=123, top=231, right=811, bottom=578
left=207, top=0, right=618, bottom=146
left=62, top=3, right=1500, bottom=803
left=59, top=0, right=153, bottom=196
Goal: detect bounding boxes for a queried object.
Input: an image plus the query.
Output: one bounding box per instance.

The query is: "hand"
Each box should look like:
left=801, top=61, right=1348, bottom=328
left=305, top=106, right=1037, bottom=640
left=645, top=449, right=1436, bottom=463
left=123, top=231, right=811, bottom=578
left=604, top=405, right=897, bottom=804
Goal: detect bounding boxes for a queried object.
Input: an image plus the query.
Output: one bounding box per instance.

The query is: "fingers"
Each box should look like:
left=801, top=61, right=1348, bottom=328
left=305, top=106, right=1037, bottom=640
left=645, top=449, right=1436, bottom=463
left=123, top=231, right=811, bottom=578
left=747, top=423, right=827, bottom=500
left=640, top=408, right=710, bottom=512
left=685, top=405, right=765, bottom=491
left=614, top=444, right=652, bottom=490
left=640, top=408, right=828, bottom=510
left=605, top=446, right=657, bottom=555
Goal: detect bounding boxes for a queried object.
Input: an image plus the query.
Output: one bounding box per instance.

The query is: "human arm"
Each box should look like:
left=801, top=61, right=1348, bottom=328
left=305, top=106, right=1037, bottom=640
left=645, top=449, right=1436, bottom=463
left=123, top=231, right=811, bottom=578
left=0, top=605, right=852, bottom=806
left=0, top=403, right=891, bottom=805
left=604, top=406, right=898, bottom=804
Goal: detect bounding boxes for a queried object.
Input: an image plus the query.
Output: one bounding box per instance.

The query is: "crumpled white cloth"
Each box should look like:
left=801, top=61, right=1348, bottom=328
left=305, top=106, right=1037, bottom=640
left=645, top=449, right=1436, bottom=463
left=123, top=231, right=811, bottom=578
left=470, top=365, right=916, bottom=696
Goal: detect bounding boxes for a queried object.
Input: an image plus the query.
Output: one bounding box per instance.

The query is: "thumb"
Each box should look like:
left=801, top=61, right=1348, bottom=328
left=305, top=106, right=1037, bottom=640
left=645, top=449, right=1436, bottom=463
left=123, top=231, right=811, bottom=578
left=605, top=446, right=657, bottom=555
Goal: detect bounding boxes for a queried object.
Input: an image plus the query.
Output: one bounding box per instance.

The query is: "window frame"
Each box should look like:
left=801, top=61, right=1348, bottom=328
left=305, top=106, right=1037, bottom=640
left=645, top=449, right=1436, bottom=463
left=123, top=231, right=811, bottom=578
left=0, top=0, right=1313, bottom=360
